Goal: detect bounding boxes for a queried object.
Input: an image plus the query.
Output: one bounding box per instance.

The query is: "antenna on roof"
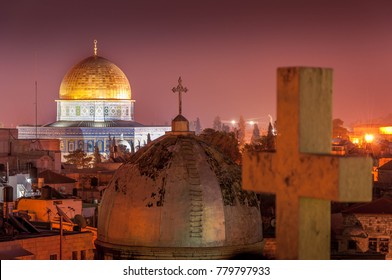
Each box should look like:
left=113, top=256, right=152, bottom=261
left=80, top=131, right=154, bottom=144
left=55, top=204, right=74, bottom=260
left=35, top=81, right=38, bottom=139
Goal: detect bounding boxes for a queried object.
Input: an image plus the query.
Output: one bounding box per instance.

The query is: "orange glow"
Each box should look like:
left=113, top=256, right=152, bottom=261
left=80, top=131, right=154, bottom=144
left=352, top=138, right=360, bottom=144
left=364, top=134, right=374, bottom=143
left=59, top=56, right=132, bottom=100
left=379, top=126, right=392, bottom=135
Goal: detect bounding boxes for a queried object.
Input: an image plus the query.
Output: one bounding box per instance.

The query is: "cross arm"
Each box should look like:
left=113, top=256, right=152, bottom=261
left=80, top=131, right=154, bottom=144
left=242, top=149, right=373, bottom=203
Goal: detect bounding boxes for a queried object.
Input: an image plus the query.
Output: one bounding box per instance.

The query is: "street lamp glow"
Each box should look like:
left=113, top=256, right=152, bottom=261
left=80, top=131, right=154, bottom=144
left=364, top=134, right=374, bottom=143
left=231, top=120, right=236, bottom=125
left=249, top=121, right=254, bottom=125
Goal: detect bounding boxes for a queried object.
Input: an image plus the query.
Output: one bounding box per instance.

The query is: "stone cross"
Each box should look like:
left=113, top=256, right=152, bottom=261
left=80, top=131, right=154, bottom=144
left=172, top=76, right=188, bottom=115
left=242, top=67, right=372, bottom=259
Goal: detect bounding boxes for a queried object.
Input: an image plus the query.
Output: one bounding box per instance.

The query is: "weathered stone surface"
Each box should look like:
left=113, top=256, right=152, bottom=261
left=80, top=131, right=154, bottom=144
left=97, top=134, right=263, bottom=259
left=243, top=67, right=372, bottom=259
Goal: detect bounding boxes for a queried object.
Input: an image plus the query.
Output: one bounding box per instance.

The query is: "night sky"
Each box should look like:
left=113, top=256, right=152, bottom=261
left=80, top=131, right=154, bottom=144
left=1, top=0, right=391, bottom=130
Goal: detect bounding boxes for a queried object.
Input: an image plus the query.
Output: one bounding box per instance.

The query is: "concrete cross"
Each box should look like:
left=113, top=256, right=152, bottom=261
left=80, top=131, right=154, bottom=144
left=242, top=67, right=372, bottom=259
left=172, top=76, right=188, bottom=116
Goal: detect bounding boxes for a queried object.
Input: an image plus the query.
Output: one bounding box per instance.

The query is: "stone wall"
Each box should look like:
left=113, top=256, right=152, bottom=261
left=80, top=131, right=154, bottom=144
left=338, top=213, right=392, bottom=259
left=0, top=128, right=17, bottom=155
left=95, top=241, right=264, bottom=260
left=378, top=170, right=392, bottom=184
left=0, top=231, right=95, bottom=260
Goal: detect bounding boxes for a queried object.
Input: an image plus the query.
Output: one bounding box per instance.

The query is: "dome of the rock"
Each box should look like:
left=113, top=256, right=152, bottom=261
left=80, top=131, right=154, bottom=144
left=59, top=55, right=131, bottom=100
left=96, top=133, right=263, bottom=259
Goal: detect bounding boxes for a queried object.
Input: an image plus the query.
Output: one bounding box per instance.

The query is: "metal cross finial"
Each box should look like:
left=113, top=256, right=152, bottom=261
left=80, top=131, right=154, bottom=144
left=94, top=39, right=98, bottom=56
left=172, top=76, right=188, bottom=115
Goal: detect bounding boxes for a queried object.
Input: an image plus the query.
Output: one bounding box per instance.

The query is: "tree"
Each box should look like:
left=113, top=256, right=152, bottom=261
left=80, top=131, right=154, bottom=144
left=332, top=118, right=349, bottom=139
left=265, top=122, right=276, bottom=151
left=109, top=136, right=117, bottom=159
left=213, top=116, right=222, bottom=131
left=245, top=121, right=276, bottom=152
left=195, top=117, right=202, bottom=135
left=251, top=123, right=261, bottom=145
left=199, top=128, right=241, bottom=163
left=237, top=115, right=246, bottom=147
left=64, top=149, right=93, bottom=169
left=246, top=121, right=276, bottom=152
left=147, top=133, right=152, bottom=144
left=93, top=145, right=102, bottom=165
left=222, top=123, right=230, bottom=133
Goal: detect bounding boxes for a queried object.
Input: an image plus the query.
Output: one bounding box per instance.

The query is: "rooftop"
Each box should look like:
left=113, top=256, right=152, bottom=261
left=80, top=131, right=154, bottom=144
left=342, top=197, right=392, bottom=214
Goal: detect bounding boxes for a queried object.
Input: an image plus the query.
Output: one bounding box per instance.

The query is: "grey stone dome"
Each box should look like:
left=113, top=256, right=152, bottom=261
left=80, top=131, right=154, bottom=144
left=96, top=134, right=263, bottom=259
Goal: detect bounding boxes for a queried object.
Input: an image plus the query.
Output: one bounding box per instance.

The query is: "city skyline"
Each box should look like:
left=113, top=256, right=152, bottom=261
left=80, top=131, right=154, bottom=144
left=1, top=0, right=392, bottom=129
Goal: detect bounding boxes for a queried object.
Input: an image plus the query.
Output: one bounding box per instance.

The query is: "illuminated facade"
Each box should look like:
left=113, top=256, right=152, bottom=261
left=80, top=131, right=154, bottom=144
left=18, top=42, right=170, bottom=158
left=57, top=53, right=134, bottom=122
left=349, top=123, right=392, bottom=146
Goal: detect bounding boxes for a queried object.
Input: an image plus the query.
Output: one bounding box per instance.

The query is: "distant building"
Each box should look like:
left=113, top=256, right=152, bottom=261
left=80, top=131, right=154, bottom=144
left=1, top=185, right=95, bottom=260
left=0, top=128, right=61, bottom=175
left=377, top=160, right=392, bottom=183
left=0, top=128, right=17, bottom=156
left=60, top=164, right=117, bottom=202
left=18, top=41, right=170, bottom=160
left=0, top=223, right=94, bottom=260
left=37, top=170, right=77, bottom=195
left=332, top=198, right=392, bottom=260
left=0, top=231, right=94, bottom=260
left=349, top=123, right=392, bottom=156
left=17, top=187, right=83, bottom=222
left=0, top=129, right=62, bottom=200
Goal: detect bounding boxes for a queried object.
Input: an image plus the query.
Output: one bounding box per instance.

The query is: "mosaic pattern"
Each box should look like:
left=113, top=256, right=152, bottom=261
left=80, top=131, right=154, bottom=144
left=57, top=101, right=134, bottom=121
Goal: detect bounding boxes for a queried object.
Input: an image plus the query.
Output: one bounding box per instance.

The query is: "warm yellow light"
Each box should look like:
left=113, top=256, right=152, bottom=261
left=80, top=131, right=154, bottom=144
left=352, top=138, right=359, bottom=144
left=380, top=126, right=392, bottom=135
left=364, top=134, right=374, bottom=143
left=231, top=120, right=236, bottom=125
left=59, top=56, right=132, bottom=100
left=249, top=121, right=254, bottom=125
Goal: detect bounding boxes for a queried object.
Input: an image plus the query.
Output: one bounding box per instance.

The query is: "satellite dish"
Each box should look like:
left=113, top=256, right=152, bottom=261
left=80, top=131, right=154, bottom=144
left=55, top=204, right=73, bottom=224
left=73, top=214, right=87, bottom=229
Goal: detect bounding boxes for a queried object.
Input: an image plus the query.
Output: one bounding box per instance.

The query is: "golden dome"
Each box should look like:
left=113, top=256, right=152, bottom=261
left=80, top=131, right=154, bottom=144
left=59, top=56, right=131, bottom=100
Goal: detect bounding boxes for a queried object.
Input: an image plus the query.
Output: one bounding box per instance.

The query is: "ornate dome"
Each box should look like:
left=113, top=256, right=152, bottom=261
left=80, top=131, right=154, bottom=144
left=59, top=55, right=131, bottom=100
left=96, top=134, right=263, bottom=259
left=117, top=134, right=131, bottom=152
